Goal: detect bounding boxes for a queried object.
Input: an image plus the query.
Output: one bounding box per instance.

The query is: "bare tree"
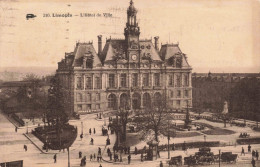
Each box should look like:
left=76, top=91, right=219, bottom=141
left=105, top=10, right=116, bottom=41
left=135, top=95, right=170, bottom=142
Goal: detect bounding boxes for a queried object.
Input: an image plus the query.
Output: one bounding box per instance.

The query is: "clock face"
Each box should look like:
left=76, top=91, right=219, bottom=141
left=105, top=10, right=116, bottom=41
left=131, top=54, right=137, bottom=60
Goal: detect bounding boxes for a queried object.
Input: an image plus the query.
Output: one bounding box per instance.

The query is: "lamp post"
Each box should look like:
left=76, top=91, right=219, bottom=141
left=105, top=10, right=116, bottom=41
left=219, top=149, right=221, bottom=167
left=167, top=117, right=170, bottom=159
left=26, top=122, right=28, bottom=134
left=81, top=121, right=83, bottom=135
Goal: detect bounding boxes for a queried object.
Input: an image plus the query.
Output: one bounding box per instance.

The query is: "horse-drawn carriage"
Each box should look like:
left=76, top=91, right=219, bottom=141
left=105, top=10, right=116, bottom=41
left=194, top=147, right=215, bottom=165
left=221, top=152, right=238, bottom=163
left=168, top=156, right=182, bottom=166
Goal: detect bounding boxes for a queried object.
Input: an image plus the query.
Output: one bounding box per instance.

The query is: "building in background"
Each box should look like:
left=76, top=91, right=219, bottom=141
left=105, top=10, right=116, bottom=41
left=56, top=0, right=192, bottom=115
left=192, top=72, right=260, bottom=114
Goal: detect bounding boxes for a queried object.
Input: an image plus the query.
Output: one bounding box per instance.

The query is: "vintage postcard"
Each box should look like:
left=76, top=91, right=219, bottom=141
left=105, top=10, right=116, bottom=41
left=0, top=0, right=259, bottom=167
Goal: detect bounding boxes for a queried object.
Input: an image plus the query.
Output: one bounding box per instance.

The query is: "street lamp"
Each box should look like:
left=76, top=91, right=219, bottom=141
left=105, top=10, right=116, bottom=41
left=26, top=122, right=28, bottom=134
left=81, top=121, right=83, bottom=135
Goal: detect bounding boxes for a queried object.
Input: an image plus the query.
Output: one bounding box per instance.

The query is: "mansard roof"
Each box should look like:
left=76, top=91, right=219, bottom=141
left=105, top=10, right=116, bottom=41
left=160, top=44, right=191, bottom=68
left=139, top=40, right=162, bottom=61
left=72, top=42, right=102, bottom=67
left=101, top=39, right=162, bottom=64
left=101, top=39, right=127, bottom=63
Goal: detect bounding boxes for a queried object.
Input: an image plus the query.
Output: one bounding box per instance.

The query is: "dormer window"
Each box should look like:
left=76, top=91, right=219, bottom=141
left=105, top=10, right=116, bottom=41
left=176, top=57, right=182, bottom=68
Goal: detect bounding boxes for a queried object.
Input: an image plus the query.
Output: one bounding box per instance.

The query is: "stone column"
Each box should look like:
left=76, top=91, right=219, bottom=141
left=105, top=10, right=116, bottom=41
left=92, top=74, right=95, bottom=90
left=117, top=73, right=120, bottom=88
left=83, top=75, right=86, bottom=90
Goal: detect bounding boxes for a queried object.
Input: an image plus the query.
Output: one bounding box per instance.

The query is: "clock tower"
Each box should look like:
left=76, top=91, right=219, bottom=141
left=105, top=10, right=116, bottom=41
left=124, top=0, right=140, bottom=63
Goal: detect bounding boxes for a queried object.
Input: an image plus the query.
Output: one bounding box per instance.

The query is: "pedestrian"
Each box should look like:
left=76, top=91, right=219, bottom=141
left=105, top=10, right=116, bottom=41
left=252, top=158, right=256, bottom=167
left=241, top=147, right=245, bottom=156
left=157, top=150, right=160, bottom=158
left=172, top=143, right=175, bottom=150
left=252, top=150, right=256, bottom=157
left=53, top=154, right=57, bottom=163
left=141, top=153, right=143, bottom=162
left=15, top=127, right=17, bottom=132
left=135, top=147, right=137, bottom=155
left=24, top=145, right=27, bottom=152
left=80, top=158, right=84, bottom=166
left=120, top=153, right=122, bottom=162
left=110, top=153, right=112, bottom=161
left=93, top=153, right=96, bottom=160
left=106, top=138, right=110, bottom=145
left=89, top=128, right=92, bottom=135
left=90, top=138, right=94, bottom=145
left=256, top=151, right=259, bottom=160
left=98, top=147, right=101, bottom=155
left=79, top=151, right=82, bottom=158
left=107, top=147, right=111, bottom=156
left=99, top=164, right=102, bottom=167
left=94, top=128, right=96, bottom=134
left=128, top=154, right=131, bottom=164
left=248, top=144, right=252, bottom=152
left=160, top=161, right=163, bottom=167
left=80, top=134, right=83, bottom=140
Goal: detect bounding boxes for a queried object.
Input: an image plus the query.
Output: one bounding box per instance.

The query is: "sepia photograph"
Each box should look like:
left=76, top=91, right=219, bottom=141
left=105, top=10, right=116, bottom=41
left=0, top=0, right=260, bottom=166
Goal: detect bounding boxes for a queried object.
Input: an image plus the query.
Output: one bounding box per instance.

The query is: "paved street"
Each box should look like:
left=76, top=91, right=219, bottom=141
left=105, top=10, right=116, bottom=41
left=1, top=111, right=260, bottom=167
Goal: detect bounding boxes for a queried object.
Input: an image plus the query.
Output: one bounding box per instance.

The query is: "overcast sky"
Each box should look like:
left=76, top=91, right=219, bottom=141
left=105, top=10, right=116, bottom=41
left=0, top=0, right=259, bottom=73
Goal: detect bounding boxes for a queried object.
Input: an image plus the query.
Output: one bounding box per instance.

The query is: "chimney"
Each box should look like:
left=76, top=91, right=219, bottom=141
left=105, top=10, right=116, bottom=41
left=154, top=36, right=159, bottom=50
left=97, top=35, right=102, bottom=55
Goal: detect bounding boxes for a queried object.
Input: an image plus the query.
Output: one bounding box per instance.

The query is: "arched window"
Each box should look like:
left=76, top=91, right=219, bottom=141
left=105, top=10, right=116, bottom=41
left=143, top=93, right=151, bottom=109
left=154, top=92, right=162, bottom=107
left=108, top=94, right=117, bottom=110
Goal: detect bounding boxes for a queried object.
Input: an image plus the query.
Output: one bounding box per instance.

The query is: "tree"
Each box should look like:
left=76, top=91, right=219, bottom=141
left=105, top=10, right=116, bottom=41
left=23, top=73, right=40, bottom=81
left=115, top=95, right=130, bottom=143
left=46, top=77, right=68, bottom=127
left=135, top=95, right=170, bottom=142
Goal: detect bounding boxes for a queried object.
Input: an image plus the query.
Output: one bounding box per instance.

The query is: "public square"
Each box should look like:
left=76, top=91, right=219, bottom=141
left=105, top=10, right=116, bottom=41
left=1, top=109, right=260, bottom=167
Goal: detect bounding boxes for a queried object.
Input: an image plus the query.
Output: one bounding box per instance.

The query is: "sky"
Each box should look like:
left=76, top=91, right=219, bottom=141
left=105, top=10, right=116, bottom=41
left=0, top=0, right=259, bottom=73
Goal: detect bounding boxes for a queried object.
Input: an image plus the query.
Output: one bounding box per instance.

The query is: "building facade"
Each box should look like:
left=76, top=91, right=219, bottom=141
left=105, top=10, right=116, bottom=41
left=56, top=0, right=192, bottom=115
left=192, top=72, right=260, bottom=113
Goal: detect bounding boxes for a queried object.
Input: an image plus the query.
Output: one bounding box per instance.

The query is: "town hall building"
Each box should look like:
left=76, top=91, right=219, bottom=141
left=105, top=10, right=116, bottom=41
left=56, top=0, right=192, bottom=115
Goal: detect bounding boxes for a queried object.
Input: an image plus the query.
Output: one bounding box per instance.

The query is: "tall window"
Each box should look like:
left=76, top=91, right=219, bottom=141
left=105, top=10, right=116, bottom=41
left=87, top=104, right=91, bottom=110
left=185, top=90, right=189, bottom=97
left=95, top=76, right=101, bottom=89
left=176, top=74, right=181, bottom=87
left=86, top=93, right=91, bottom=102
left=108, top=74, right=115, bottom=88
left=184, top=74, right=189, bottom=86
left=120, top=73, right=127, bottom=87
left=154, top=73, right=160, bottom=86
left=108, top=94, right=117, bottom=109
left=77, top=104, right=82, bottom=111
left=177, top=90, right=181, bottom=97
left=76, top=93, right=82, bottom=102
left=96, top=93, right=100, bottom=101
left=176, top=100, right=181, bottom=106
left=143, top=73, right=149, bottom=87
left=132, top=73, right=138, bottom=87
left=86, top=76, right=92, bottom=89
left=76, top=77, right=82, bottom=89
left=168, top=74, right=174, bottom=86
left=170, top=90, right=174, bottom=98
